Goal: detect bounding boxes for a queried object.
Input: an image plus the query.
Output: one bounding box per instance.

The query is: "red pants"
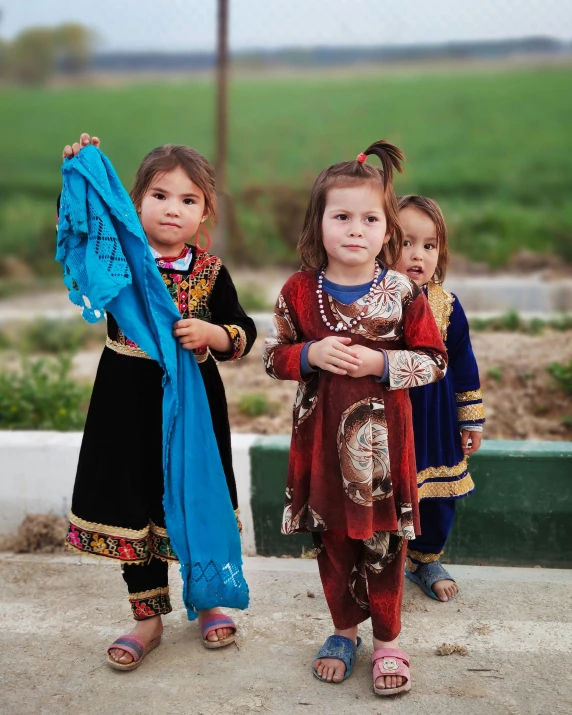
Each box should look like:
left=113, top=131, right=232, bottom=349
left=314, top=530, right=406, bottom=642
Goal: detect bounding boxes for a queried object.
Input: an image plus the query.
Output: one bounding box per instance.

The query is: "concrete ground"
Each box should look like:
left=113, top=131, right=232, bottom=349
left=0, top=554, right=570, bottom=715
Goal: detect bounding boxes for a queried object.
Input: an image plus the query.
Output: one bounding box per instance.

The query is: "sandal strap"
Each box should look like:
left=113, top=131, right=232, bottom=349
left=315, top=635, right=362, bottom=675
left=417, top=561, right=455, bottom=588
left=107, top=634, right=145, bottom=662
left=200, top=614, right=236, bottom=638
left=372, top=648, right=410, bottom=682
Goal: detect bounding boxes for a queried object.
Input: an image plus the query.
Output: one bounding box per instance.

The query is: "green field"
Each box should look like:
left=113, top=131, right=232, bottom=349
left=1, top=64, right=571, bottom=272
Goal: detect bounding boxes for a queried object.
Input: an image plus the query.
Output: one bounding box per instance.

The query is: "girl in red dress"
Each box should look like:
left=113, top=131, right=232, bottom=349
left=264, top=141, right=447, bottom=696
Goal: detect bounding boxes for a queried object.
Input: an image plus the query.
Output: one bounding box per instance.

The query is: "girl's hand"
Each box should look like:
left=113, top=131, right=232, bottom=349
left=173, top=318, right=213, bottom=350
left=347, top=344, right=385, bottom=379
left=461, top=430, right=482, bottom=455
left=307, top=336, right=362, bottom=376
left=173, top=319, right=232, bottom=352
left=62, top=132, right=100, bottom=161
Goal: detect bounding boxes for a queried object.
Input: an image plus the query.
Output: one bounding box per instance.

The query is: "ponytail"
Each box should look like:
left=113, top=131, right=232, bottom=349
left=357, top=140, right=405, bottom=190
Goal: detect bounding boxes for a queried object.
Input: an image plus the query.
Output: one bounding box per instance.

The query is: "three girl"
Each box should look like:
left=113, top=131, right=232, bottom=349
left=60, top=134, right=256, bottom=669
left=264, top=141, right=448, bottom=696
left=395, top=195, right=484, bottom=602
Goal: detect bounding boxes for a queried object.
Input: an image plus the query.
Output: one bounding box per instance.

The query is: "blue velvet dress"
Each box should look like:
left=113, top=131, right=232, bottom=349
left=407, top=282, right=485, bottom=566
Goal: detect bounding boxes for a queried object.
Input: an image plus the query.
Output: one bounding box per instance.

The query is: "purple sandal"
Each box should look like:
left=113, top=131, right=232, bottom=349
left=106, top=634, right=162, bottom=671
left=200, top=613, right=237, bottom=649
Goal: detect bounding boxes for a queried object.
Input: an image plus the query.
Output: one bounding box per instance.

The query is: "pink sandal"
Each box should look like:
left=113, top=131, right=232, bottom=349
left=199, top=613, right=237, bottom=649
left=372, top=648, right=411, bottom=696
left=106, top=634, right=162, bottom=671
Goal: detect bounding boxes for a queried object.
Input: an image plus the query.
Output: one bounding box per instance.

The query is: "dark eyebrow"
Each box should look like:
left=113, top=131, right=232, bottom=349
left=328, top=207, right=383, bottom=214
left=151, top=186, right=201, bottom=200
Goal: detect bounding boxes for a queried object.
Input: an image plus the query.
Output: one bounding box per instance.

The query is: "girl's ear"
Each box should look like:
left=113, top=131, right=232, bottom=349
left=383, top=230, right=392, bottom=245
left=201, top=210, right=209, bottom=223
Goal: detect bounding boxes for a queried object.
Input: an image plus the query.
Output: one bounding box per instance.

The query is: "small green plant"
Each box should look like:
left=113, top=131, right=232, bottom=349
left=0, top=329, right=11, bottom=349
left=487, top=366, right=503, bottom=382
left=237, top=391, right=277, bottom=418
left=0, top=356, right=91, bottom=430
left=469, top=313, right=572, bottom=335
left=561, top=416, right=572, bottom=431
left=22, top=317, right=104, bottom=354
left=548, top=360, right=572, bottom=394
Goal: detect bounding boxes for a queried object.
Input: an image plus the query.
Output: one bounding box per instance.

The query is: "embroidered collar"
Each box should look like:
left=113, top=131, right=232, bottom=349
left=150, top=244, right=193, bottom=271
left=425, top=281, right=454, bottom=341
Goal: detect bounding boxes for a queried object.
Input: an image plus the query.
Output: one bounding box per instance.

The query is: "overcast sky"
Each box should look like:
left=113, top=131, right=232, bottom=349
left=1, top=0, right=571, bottom=52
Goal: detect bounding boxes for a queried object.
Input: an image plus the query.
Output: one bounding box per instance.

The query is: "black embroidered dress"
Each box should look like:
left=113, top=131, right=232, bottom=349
left=66, top=247, right=256, bottom=586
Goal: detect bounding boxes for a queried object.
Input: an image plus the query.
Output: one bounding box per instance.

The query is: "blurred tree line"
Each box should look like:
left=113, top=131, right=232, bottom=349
left=0, top=19, right=94, bottom=85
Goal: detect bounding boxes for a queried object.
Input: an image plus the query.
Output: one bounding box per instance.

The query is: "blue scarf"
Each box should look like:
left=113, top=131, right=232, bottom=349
left=57, top=146, right=249, bottom=620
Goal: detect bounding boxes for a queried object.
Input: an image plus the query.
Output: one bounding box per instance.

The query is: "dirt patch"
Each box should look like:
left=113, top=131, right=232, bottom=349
left=436, top=643, right=469, bottom=656
left=219, top=331, right=572, bottom=441
left=13, top=514, right=67, bottom=554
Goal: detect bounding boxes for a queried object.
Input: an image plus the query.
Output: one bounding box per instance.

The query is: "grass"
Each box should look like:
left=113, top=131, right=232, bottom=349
left=0, top=356, right=91, bottom=430
left=548, top=360, right=572, bottom=394
left=470, top=312, right=572, bottom=335
left=1, top=65, right=571, bottom=271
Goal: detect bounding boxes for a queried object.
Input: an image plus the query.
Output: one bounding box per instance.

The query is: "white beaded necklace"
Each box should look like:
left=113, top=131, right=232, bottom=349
left=317, top=263, right=381, bottom=332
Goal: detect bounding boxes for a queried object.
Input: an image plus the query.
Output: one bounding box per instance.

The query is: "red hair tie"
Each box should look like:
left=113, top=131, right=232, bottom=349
left=356, top=153, right=367, bottom=164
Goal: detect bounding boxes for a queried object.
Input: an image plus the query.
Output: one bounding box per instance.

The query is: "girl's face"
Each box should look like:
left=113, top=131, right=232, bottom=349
left=395, top=206, right=439, bottom=286
left=139, top=166, right=208, bottom=255
left=321, top=184, right=389, bottom=273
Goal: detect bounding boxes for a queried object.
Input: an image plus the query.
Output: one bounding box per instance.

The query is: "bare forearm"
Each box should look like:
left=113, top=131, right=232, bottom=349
left=207, top=323, right=232, bottom=352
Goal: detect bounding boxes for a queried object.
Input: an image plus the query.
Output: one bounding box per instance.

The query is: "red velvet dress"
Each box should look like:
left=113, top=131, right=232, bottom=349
left=264, top=267, right=448, bottom=543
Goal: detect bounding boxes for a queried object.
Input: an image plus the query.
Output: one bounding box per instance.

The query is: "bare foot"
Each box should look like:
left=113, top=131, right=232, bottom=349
left=314, top=626, right=359, bottom=683
left=432, top=578, right=458, bottom=602
left=373, top=636, right=404, bottom=691
left=199, top=607, right=235, bottom=644
left=108, top=615, right=163, bottom=665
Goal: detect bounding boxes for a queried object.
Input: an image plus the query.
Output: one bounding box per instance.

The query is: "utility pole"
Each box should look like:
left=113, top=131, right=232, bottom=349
left=215, top=0, right=229, bottom=258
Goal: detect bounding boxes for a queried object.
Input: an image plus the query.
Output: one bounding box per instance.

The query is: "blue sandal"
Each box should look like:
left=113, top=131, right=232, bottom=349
left=312, top=635, right=363, bottom=683
left=406, top=561, right=458, bottom=601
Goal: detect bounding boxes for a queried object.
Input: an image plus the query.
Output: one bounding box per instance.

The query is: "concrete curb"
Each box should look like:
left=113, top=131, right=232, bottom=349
left=2, top=432, right=572, bottom=566
left=0, top=431, right=258, bottom=556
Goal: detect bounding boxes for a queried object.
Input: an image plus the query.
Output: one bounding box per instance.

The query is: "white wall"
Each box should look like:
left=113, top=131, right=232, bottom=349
left=0, top=431, right=257, bottom=556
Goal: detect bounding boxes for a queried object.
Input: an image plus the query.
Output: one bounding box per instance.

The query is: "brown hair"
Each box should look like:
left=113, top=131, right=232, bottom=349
left=397, top=195, right=448, bottom=283
left=130, top=144, right=217, bottom=222
left=297, top=140, right=405, bottom=271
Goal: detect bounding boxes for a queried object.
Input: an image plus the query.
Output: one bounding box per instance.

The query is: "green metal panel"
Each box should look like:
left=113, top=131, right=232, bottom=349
left=445, top=441, right=572, bottom=567
left=250, top=435, right=313, bottom=556
left=250, top=437, right=572, bottom=567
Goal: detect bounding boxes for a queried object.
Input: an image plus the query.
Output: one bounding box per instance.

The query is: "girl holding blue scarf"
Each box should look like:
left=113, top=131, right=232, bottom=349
left=59, top=134, right=256, bottom=670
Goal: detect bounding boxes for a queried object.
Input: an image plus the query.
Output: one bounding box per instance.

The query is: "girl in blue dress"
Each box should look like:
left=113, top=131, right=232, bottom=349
left=395, top=195, right=485, bottom=602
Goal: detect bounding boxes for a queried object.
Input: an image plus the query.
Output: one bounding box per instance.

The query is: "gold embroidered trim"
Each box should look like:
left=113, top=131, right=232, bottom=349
left=69, top=512, right=149, bottom=539
left=417, top=457, right=467, bottom=484
left=418, top=472, right=475, bottom=500
left=458, top=403, right=485, bottom=422
left=456, top=389, right=483, bottom=403
left=106, top=336, right=152, bottom=360
left=128, top=587, right=170, bottom=601
left=65, top=541, right=148, bottom=564
left=224, top=324, right=248, bottom=359
left=426, top=281, right=454, bottom=341
left=194, top=347, right=211, bottom=363
left=407, top=550, right=443, bottom=565
left=149, top=521, right=168, bottom=537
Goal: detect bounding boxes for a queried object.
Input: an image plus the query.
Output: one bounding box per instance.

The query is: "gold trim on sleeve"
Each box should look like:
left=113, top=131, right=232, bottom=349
left=458, top=403, right=485, bottom=422
left=456, top=389, right=483, bottom=403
